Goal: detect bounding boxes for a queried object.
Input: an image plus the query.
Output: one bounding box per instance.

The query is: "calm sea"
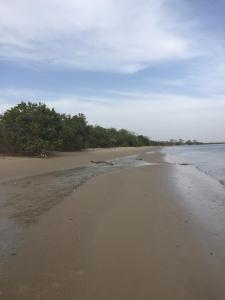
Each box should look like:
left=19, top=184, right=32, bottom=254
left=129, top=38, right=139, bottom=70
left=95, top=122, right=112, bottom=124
left=163, top=144, right=225, bottom=185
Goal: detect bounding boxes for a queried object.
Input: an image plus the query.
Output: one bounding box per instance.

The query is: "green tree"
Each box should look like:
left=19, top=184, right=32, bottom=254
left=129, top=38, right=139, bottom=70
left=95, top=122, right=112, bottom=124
left=88, top=125, right=109, bottom=148
left=61, top=113, right=88, bottom=150
left=0, top=101, right=155, bottom=155
left=1, top=102, right=62, bottom=155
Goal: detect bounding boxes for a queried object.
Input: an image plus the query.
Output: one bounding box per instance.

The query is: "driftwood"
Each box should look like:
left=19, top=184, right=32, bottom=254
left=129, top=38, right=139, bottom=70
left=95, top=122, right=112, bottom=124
left=90, top=160, right=114, bottom=166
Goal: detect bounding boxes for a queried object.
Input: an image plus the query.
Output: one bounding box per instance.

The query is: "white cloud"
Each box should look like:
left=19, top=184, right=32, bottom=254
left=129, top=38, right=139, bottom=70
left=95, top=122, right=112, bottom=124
left=46, top=93, right=225, bottom=142
left=1, top=1, right=225, bottom=142
left=0, top=0, right=193, bottom=73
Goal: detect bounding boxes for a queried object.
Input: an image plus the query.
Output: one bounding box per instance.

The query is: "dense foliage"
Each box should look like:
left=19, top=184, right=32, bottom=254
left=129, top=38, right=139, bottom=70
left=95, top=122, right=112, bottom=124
left=0, top=102, right=203, bottom=156
left=0, top=103, right=63, bottom=155
left=0, top=102, right=153, bottom=155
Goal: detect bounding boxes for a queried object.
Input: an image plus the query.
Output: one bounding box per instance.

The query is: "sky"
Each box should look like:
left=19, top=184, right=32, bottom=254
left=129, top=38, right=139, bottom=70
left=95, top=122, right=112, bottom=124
left=0, top=0, right=225, bottom=142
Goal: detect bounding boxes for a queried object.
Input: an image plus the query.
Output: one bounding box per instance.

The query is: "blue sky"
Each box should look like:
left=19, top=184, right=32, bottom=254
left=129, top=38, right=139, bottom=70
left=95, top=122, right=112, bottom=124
left=0, top=0, right=225, bottom=141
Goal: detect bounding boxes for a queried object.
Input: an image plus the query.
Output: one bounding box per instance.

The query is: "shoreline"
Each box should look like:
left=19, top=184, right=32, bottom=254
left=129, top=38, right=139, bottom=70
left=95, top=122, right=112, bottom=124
left=1, top=147, right=225, bottom=299
left=162, top=144, right=225, bottom=187
left=166, top=162, right=225, bottom=266
left=0, top=147, right=154, bottom=183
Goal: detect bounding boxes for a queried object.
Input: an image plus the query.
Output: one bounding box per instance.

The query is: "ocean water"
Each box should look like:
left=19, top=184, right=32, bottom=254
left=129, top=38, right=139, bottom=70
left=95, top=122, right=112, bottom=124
left=163, top=144, right=225, bottom=185
left=163, top=144, right=225, bottom=262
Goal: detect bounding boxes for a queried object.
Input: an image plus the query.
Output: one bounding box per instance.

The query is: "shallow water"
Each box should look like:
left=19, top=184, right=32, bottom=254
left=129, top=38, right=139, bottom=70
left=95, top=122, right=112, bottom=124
left=163, top=145, right=225, bottom=262
left=163, top=144, right=225, bottom=184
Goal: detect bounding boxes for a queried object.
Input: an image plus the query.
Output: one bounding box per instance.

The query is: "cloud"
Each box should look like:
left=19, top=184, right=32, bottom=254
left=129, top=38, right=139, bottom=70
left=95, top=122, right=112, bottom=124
left=1, top=1, right=225, bottom=142
left=0, top=0, right=194, bottom=73
left=189, top=47, right=225, bottom=96
left=43, top=93, right=225, bottom=142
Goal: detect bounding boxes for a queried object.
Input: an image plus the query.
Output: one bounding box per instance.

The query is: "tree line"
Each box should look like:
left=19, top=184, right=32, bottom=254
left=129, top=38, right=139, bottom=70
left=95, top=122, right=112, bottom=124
left=0, top=102, right=157, bottom=156
left=0, top=102, right=203, bottom=156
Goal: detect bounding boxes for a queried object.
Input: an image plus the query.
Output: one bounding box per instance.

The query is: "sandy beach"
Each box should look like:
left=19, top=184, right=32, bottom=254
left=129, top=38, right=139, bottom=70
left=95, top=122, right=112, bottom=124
left=1, top=147, right=225, bottom=299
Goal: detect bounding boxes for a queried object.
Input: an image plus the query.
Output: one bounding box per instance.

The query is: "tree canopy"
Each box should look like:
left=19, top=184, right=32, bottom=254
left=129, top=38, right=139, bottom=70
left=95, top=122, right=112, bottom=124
left=0, top=102, right=63, bottom=155
left=0, top=101, right=202, bottom=156
left=0, top=102, right=153, bottom=155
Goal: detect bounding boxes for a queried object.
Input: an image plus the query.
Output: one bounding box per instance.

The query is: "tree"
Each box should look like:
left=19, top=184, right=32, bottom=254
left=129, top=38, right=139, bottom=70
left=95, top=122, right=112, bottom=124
left=61, top=113, right=89, bottom=150
left=0, top=101, right=154, bottom=155
left=117, top=129, right=138, bottom=146
left=88, top=125, right=109, bottom=148
left=137, top=135, right=150, bottom=146
left=1, top=102, right=62, bottom=155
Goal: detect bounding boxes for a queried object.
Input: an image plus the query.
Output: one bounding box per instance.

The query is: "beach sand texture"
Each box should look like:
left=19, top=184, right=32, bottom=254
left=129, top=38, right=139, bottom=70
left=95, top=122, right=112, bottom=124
left=0, top=147, right=225, bottom=299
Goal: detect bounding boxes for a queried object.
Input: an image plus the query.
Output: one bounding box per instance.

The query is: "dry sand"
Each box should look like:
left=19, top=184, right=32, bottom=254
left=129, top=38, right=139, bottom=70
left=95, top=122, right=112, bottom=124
left=1, top=147, right=225, bottom=299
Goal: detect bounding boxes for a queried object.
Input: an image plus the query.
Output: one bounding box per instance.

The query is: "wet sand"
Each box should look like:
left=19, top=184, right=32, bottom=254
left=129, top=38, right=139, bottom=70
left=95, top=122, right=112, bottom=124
left=1, top=147, right=225, bottom=299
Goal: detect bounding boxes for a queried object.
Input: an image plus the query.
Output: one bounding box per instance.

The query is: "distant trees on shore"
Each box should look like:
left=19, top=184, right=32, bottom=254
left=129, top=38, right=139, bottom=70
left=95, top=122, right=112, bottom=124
left=0, top=102, right=202, bottom=156
left=0, top=102, right=153, bottom=155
